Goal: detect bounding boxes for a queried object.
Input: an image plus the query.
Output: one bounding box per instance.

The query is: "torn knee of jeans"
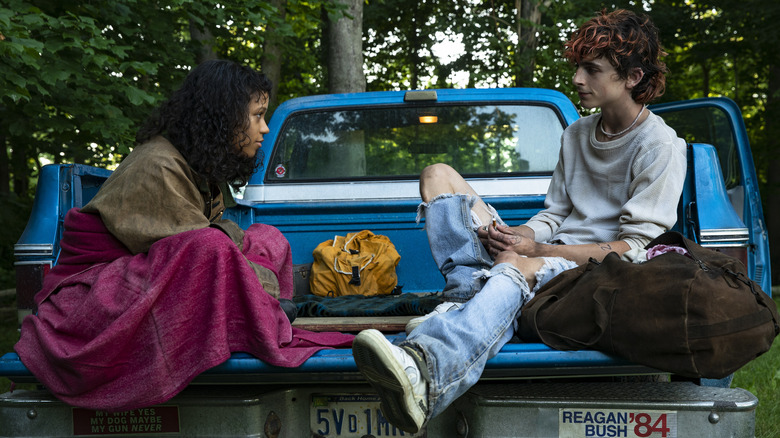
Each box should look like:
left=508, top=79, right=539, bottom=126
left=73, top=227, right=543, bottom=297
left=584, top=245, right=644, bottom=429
left=531, top=257, right=578, bottom=294
left=472, top=268, right=492, bottom=279
left=415, top=193, right=477, bottom=225
left=415, top=203, right=427, bottom=225
left=473, top=263, right=529, bottom=290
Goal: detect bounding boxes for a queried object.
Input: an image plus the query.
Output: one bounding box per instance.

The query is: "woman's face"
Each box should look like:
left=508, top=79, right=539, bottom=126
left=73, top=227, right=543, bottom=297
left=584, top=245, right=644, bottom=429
left=237, top=93, right=270, bottom=158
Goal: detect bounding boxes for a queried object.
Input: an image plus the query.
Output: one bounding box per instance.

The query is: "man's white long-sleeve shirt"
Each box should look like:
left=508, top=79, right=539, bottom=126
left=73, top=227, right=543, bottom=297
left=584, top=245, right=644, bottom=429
left=525, top=111, right=688, bottom=251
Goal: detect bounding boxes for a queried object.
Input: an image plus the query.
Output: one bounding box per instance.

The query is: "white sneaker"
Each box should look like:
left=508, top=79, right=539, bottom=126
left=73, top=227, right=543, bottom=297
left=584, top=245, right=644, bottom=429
left=405, top=302, right=463, bottom=334
left=352, top=329, right=428, bottom=433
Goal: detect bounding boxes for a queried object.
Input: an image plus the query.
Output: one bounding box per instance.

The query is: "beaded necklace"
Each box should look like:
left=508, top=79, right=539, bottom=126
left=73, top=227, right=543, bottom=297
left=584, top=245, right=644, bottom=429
left=600, top=105, right=646, bottom=138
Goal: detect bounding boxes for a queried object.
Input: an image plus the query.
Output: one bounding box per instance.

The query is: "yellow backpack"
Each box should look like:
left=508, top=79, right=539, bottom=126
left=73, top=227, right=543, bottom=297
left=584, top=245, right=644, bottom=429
left=310, top=230, right=401, bottom=297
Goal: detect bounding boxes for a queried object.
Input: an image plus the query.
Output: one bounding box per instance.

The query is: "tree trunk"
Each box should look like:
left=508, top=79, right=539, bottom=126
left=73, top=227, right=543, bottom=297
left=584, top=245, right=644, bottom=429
left=10, top=144, right=28, bottom=197
left=0, top=142, right=9, bottom=196
left=327, top=0, right=366, bottom=93
left=261, top=0, right=286, bottom=112
left=190, top=21, right=218, bottom=64
left=766, top=64, right=780, bottom=285
left=733, top=55, right=740, bottom=106
left=407, top=4, right=421, bottom=90
left=514, top=0, right=548, bottom=87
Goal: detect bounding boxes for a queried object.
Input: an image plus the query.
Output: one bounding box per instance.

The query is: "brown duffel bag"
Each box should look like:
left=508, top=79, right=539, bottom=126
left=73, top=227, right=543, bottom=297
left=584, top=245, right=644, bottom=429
left=518, top=231, right=780, bottom=379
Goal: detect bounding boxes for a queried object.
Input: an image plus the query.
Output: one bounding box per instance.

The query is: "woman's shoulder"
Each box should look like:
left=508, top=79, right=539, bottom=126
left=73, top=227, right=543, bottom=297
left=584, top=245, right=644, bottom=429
left=124, top=136, right=186, bottom=167
left=109, top=136, right=199, bottom=183
left=90, top=136, right=200, bottom=203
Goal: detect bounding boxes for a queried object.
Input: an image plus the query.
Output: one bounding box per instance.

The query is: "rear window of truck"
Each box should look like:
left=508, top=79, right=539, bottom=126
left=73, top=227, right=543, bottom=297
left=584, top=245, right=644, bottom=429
left=265, top=104, right=565, bottom=182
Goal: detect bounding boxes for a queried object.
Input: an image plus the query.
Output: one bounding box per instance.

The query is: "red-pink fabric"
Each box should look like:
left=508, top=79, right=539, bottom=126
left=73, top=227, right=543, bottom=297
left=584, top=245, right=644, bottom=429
left=15, top=208, right=354, bottom=411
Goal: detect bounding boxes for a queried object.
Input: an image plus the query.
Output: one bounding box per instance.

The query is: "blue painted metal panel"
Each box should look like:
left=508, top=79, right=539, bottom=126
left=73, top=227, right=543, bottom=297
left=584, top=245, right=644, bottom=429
left=233, top=195, right=548, bottom=293
left=652, top=97, right=771, bottom=291
left=690, top=143, right=746, bottom=234
left=1, top=342, right=632, bottom=382
left=15, top=164, right=113, bottom=265
left=0, top=354, right=32, bottom=378
left=15, top=165, right=63, bottom=261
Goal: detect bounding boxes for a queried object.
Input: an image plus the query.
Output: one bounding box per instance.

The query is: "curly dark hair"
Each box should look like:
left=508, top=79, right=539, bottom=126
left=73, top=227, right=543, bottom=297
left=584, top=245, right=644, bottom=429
left=137, top=59, right=273, bottom=189
left=564, top=9, right=669, bottom=104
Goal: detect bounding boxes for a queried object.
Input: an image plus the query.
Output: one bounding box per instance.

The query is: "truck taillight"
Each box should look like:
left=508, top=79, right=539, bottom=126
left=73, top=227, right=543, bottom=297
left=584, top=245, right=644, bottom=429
left=14, top=262, right=50, bottom=327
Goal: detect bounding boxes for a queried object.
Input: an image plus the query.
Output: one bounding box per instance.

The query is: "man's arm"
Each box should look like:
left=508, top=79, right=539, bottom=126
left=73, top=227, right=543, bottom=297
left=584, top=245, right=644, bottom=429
left=484, top=224, right=630, bottom=265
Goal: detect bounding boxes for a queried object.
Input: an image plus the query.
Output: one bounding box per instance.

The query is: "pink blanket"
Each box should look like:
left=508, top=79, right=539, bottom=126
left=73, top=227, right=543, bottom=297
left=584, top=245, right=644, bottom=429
left=15, top=209, right=354, bottom=411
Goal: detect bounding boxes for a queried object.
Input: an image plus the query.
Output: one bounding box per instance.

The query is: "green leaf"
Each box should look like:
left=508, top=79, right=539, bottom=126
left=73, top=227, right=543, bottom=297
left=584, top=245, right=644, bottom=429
left=4, top=72, right=26, bottom=89
left=120, top=61, right=159, bottom=76
left=0, top=40, right=25, bottom=56
left=0, top=8, right=14, bottom=28
left=39, top=69, right=71, bottom=85
left=19, top=12, right=44, bottom=28
left=124, top=87, right=155, bottom=105
left=11, top=37, right=44, bottom=53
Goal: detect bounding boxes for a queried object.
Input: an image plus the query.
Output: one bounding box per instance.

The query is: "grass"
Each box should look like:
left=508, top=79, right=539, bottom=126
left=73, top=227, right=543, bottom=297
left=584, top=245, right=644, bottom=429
left=0, top=290, right=34, bottom=395
left=731, top=292, right=780, bottom=438
left=1, top=290, right=779, bottom=437
left=0, top=291, right=22, bottom=394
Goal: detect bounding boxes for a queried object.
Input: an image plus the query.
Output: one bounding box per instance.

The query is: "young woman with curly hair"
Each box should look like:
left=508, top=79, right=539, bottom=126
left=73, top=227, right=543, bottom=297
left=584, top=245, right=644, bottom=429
left=15, top=59, right=353, bottom=411
left=352, top=10, right=687, bottom=433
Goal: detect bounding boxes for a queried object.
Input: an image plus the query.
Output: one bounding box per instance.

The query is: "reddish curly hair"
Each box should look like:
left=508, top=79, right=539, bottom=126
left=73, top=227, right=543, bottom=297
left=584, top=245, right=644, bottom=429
left=564, top=9, right=668, bottom=104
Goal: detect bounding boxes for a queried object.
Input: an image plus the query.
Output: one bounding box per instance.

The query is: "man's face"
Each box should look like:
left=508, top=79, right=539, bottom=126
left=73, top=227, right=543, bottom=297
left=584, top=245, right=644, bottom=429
left=572, top=55, right=630, bottom=110
left=237, top=93, right=270, bottom=158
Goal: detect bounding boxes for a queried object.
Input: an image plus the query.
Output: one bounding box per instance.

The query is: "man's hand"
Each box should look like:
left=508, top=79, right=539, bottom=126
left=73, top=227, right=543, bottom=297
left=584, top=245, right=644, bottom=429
left=476, top=223, right=631, bottom=265
left=477, top=224, right=538, bottom=257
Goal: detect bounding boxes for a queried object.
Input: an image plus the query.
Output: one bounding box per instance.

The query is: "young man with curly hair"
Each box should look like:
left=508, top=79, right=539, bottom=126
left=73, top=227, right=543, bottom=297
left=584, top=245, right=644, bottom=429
left=352, top=9, right=688, bottom=433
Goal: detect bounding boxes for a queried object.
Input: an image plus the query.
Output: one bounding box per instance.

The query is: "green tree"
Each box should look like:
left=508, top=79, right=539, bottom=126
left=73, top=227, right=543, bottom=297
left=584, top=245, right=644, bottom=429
left=650, top=0, right=780, bottom=284
left=363, top=0, right=445, bottom=90
left=0, top=0, right=277, bottom=288
left=362, top=0, right=626, bottom=94
left=2, top=0, right=778, bottom=286
left=0, top=0, right=355, bottom=288
left=0, top=0, right=344, bottom=194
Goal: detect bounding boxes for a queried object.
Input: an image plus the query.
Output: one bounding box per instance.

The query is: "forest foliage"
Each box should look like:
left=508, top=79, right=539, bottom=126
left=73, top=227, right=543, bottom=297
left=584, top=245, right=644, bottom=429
left=1, top=0, right=779, bottom=287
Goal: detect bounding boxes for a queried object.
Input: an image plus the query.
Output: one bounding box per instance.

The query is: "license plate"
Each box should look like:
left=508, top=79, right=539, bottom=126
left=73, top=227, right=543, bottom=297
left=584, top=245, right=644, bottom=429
left=559, top=408, right=677, bottom=438
left=310, top=394, right=414, bottom=437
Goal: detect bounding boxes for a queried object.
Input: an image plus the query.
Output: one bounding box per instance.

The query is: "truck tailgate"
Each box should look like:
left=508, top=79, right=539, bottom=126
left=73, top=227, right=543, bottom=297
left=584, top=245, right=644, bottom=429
left=0, top=381, right=756, bottom=437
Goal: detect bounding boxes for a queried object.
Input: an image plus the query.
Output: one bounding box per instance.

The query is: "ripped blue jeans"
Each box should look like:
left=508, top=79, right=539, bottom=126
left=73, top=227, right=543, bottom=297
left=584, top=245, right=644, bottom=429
left=405, top=194, right=576, bottom=419
left=414, top=193, right=502, bottom=302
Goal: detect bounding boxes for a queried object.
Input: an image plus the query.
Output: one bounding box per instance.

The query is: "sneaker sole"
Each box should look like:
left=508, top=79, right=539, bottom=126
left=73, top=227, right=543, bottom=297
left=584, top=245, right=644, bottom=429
left=353, top=329, right=426, bottom=433
left=405, top=303, right=461, bottom=334
left=404, top=316, right=426, bottom=334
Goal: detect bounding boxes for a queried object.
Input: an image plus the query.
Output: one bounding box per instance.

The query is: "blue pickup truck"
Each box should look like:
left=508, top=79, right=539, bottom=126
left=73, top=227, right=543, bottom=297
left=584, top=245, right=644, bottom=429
left=1, top=88, right=771, bottom=437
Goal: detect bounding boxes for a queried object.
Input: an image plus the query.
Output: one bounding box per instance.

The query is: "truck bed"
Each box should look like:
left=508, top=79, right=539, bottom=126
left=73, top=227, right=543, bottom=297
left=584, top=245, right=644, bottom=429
left=2, top=90, right=769, bottom=437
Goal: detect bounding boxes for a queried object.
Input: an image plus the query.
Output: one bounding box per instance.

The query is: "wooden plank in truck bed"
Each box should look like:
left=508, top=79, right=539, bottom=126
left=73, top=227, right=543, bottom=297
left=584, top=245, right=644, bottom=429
left=292, top=316, right=413, bottom=332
